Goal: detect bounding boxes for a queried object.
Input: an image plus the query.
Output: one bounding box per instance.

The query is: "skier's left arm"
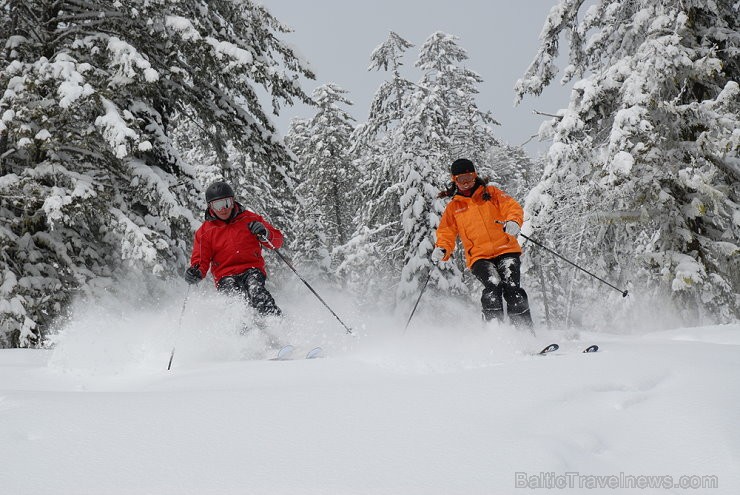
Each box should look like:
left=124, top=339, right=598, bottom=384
left=494, top=187, right=524, bottom=227
left=254, top=215, right=284, bottom=249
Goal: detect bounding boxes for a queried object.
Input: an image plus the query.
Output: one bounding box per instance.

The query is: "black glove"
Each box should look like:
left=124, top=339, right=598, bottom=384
left=184, top=265, right=202, bottom=285
left=248, top=221, right=268, bottom=239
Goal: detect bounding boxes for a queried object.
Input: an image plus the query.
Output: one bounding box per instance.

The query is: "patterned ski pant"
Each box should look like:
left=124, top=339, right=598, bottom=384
left=217, top=268, right=282, bottom=317
left=471, top=253, right=533, bottom=329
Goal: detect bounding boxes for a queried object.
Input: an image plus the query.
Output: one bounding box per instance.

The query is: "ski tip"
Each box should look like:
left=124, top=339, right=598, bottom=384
left=538, top=343, right=559, bottom=355
left=275, top=345, right=296, bottom=360
left=583, top=344, right=599, bottom=353
left=305, top=347, right=323, bottom=359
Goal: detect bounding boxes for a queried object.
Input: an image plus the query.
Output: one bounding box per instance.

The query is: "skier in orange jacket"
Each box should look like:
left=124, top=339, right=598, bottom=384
left=432, top=158, right=533, bottom=328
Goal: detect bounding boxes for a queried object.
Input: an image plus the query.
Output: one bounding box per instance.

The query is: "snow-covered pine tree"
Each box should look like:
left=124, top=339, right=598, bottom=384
left=394, top=85, right=450, bottom=301
left=284, top=118, right=311, bottom=167
left=516, top=0, right=739, bottom=325
left=287, top=84, right=356, bottom=274
left=416, top=32, right=499, bottom=167
left=175, top=121, right=301, bottom=237
left=284, top=119, right=330, bottom=273
left=486, top=144, right=544, bottom=202
left=339, top=31, right=504, bottom=307
left=0, top=0, right=312, bottom=346
left=408, top=32, right=503, bottom=299
left=335, top=32, right=416, bottom=301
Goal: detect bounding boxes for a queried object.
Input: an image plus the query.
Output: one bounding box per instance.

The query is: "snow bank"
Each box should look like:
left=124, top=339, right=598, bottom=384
left=2, top=318, right=738, bottom=494
left=1, top=274, right=736, bottom=494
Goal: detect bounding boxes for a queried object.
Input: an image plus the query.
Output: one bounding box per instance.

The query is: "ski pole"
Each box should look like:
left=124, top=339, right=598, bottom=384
left=259, top=236, right=353, bottom=335
left=167, top=285, right=191, bottom=371
left=498, top=222, right=628, bottom=297
left=404, top=264, right=434, bottom=332
left=521, top=233, right=628, bottom=297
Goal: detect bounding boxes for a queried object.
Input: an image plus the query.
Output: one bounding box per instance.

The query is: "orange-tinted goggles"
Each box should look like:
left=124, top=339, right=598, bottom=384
left=453, top=172, right=477, bottom=183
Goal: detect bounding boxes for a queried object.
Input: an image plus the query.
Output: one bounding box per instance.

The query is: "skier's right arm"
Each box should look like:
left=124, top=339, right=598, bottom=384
left=189, top=227, right=211, bottom=279
left=434, top=207, right=457, bottom=261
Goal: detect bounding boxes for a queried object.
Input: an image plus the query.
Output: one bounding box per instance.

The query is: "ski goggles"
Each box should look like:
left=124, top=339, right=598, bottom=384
left=453, top=172, right=477, bottom=183
left=209, top=197, right=234, bottom=211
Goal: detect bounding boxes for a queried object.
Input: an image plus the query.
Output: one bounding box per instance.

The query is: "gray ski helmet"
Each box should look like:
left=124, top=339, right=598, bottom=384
left=205, top=181, right=234, bottom=203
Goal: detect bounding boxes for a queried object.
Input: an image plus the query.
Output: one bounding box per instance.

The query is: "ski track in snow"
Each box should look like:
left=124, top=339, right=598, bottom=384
left=1, top=285, right=739, bottom=494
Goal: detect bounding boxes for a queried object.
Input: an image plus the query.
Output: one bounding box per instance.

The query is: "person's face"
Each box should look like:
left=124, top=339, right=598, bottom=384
left=453, top=172, right=477, bottom=192
left=210, top=197, right=234, bottom=220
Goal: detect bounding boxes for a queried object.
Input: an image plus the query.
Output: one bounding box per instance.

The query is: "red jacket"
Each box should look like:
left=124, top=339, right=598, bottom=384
left=435, top=184, right=523, bottom=268
left=189, top=203, right=283, bottom=284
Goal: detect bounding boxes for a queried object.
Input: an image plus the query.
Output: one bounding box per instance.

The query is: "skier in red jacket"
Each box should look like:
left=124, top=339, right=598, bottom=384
left=184, top=181, right=283, bottom=316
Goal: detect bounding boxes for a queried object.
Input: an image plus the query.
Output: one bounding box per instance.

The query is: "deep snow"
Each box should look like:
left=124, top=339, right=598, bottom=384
left=1, top=282, right=738, bottom=495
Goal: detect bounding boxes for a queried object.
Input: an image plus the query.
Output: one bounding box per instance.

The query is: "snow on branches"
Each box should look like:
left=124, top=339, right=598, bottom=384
left=0, top=0, right=312, bottom=346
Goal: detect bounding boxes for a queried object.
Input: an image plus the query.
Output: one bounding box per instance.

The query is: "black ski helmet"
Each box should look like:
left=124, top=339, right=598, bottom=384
left=205, top=181, right=234, bottom=203
left=450, top=158, right=476, bottom=176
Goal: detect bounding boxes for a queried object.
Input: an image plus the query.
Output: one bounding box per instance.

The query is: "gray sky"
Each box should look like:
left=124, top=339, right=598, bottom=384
left=257, top=0, right=571, bottom=155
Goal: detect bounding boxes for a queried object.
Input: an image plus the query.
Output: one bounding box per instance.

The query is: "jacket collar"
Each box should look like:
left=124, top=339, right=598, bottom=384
left=454, top=182, right=482, bottom=199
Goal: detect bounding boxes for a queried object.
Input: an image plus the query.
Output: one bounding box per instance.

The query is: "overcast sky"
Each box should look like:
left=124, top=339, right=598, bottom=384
left=257, top=0, right=572, bottom=155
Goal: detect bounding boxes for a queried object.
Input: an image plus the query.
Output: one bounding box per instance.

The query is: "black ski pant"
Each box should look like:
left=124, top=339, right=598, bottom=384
left=217, top=268, right=282, bottom=317
left=471, top=253, right=533, bottom=329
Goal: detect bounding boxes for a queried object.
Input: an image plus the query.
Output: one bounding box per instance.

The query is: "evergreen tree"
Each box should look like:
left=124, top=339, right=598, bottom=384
left=339, top=31, right=504, bottom=306
left=0, top=0, right=312, bottom=346
left=487, top=143, right=543, bottom=202
left=394, top=85, right=450, bottom=301
left=416, top=32, right=499, bottom=166
left=335, top=32, right=416, bottom=300
left=402, top=32, right=501, bottom=300
left=516, top=0, right=739, bottom=325
left=287, top=84, right=356, bottom=273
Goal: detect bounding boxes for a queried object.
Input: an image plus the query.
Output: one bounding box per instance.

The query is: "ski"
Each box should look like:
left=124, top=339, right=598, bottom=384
left=538, top=343, right=559, bottom=355
left=271, top=345, right=323, bottom=360
left=535, top=343, right=599, bottom=356
left=273, top=344, right=296, bottom=360
left=305, top=347, right=323, bottom=359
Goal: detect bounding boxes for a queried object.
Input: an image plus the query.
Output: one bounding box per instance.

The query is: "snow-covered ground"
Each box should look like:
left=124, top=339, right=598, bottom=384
left=1, top=282, right=738, bottom=494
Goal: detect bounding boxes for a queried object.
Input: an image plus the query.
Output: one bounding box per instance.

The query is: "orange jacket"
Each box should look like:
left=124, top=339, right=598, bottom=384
left=435, top=184, right=523, bottom=268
